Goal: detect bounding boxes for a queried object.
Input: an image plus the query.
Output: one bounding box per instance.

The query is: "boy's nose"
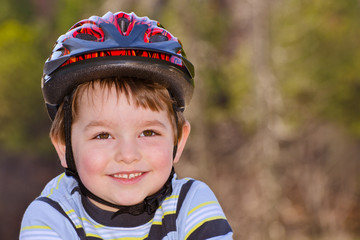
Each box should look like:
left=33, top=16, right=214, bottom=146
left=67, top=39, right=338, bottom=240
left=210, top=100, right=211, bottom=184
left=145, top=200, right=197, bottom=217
left=114, top=138, right=141, bottom=164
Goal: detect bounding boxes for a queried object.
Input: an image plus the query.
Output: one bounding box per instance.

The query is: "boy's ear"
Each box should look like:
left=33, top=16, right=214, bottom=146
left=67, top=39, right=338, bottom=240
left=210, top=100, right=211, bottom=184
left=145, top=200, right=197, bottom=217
left=51, top=137, right=68, bottom=168
left=173, top=120, right=191, bottom=164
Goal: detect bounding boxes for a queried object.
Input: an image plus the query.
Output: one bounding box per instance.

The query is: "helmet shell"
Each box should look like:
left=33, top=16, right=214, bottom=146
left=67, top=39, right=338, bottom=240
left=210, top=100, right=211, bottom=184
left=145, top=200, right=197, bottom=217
left=42, top=11, right=194, bottom=120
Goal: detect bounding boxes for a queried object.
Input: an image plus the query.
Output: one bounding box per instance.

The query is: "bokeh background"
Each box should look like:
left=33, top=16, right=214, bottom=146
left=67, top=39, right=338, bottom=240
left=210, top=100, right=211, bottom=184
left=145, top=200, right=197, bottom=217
left=2, top=0, right=360, bottom=239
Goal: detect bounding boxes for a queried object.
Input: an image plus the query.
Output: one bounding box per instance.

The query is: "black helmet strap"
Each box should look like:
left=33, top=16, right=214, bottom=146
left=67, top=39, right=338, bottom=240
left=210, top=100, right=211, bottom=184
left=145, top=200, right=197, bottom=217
left=63, top=95, right=77, bottom=177
left=62, top=92, right=181, bottom=217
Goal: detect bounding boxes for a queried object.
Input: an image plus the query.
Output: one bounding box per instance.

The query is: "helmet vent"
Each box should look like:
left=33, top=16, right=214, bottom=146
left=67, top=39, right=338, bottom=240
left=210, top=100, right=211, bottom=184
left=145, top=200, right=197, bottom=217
left=118, top=17, right=130, bottom=34
left=149, top=33, right=168, bottom=43
left=76, top=33, right=98, bottom=41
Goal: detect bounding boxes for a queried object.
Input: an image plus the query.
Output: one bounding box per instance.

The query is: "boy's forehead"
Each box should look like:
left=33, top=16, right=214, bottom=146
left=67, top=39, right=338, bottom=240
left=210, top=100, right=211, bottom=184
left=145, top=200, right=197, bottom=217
left=75, top=89, right=175, bottom=131
left=73, top=80, right=175, bottom=124
left=75, top=82, right=168, bottom=114
left=78, top=84, right=133, bottom=109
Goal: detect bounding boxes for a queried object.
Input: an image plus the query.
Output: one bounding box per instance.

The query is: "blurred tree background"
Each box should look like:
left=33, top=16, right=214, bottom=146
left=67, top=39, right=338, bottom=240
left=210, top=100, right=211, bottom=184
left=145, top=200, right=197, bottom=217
left=1, top=0, right=360, bottom=239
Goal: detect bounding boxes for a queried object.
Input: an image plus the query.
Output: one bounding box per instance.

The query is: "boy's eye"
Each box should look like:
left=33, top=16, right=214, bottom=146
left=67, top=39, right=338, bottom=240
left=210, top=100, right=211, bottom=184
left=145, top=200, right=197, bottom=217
left=140, top=130, right=157, bottom=137
left=95, top=133, right=112, bottom=139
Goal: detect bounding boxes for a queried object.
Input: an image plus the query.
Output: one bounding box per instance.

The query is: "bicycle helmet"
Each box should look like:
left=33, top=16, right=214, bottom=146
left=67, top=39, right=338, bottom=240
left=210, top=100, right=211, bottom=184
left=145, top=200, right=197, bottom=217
left=41, top=11, right=195, bottom=216
left=42, top=11, right=194, bottom=120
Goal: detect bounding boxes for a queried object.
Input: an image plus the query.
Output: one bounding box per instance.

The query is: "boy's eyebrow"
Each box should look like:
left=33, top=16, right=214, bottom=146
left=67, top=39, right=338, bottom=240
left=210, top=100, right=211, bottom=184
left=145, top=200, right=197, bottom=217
left=141, top=120, right=168, bottom=129
left=83, top=119, right=168, bottom=130
left=84, top=120, right=112, bottom=130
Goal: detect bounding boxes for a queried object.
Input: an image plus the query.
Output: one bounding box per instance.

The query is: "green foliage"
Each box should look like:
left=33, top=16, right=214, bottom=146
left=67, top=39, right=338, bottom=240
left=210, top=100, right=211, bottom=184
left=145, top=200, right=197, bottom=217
left=273, top=0, right=360, bottom=136
left=0, top=0, right=98, bottom=154
left=176, top=0, right=250, bottom=119
left=0, top=0, right=34, bottom=23
left=220, top=45, right=252, bottom=120
left=0, top=20, right=51, bottom=153
left=53, top=0, right=100, bottom=33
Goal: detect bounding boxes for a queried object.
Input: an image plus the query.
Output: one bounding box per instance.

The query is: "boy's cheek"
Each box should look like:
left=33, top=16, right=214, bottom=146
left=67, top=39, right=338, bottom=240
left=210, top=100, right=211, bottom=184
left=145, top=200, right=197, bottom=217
left=74, top=152, right=104, bottom=172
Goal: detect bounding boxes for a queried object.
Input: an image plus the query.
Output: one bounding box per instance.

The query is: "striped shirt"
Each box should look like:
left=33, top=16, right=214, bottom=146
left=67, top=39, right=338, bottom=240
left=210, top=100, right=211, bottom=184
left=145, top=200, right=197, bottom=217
left=20, top=173, right=233, bottom=239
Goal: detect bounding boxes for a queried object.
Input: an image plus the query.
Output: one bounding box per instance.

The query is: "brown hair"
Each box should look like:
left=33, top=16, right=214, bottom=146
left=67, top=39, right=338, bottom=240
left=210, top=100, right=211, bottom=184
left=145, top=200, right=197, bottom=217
left=50, top=77, right=186, bottom=144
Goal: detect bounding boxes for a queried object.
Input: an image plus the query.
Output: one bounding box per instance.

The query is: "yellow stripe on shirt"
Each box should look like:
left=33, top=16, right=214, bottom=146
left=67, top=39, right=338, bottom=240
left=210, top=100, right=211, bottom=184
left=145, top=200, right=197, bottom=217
left=187, top=201, right=218, bottom=216
left=46, top=173, right=65, bottom=197
left=185, top=216, right=227, bottom=240
left=21, top=225, right=52, bottom=231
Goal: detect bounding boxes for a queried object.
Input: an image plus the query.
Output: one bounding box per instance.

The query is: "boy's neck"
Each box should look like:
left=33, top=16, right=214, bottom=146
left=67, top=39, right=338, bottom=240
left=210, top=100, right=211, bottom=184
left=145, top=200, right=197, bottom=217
left=81, top=194, right=154, bottom=227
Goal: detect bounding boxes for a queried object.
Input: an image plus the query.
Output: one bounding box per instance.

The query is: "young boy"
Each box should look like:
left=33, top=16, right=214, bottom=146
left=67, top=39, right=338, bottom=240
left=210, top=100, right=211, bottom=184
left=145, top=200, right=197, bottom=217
left=20, top=11, right=233, bottom=239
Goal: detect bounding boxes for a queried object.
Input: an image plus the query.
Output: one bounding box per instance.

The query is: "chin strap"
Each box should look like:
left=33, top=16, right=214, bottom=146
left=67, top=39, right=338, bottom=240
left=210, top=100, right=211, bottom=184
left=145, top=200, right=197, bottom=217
left=110, top=168, right=174, bottom=218
left=63, top=94, right=179, bottom=217
left=171, top=91, right=184, bottom=160
left=63, top=95, right=78, bottom=177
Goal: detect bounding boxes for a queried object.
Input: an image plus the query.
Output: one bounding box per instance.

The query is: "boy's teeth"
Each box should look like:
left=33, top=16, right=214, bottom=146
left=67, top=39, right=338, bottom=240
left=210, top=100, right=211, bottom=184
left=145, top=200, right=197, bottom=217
left=113, top=172, right=143, bottom=179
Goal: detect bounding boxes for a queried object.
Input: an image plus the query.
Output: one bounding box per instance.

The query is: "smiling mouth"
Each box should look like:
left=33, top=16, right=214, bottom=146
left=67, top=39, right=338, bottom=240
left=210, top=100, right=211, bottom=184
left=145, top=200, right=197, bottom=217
left=112, top=172, right=143, bottom=179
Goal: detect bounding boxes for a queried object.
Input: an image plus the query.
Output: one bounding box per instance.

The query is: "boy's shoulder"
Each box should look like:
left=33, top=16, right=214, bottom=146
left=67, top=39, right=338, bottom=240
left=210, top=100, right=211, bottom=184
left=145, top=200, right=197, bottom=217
left=20, top=195, right=80, bottom=239
left=170, top=175, right=233, bottom=239
left=171, top=175, right=225, bottom=219
left=172, top=174, right=215, bottom=198
left=20, top=174, right=89, bottom=239
left=33, top=173, right=84, bottom=219
left=39, top=173, right=79, bottom=201
left=20, top=174, right=82, bottom=239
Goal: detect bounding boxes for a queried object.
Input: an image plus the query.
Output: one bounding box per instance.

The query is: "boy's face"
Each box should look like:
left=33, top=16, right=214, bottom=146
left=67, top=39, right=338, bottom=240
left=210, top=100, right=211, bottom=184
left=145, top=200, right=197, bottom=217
left=52, top=84, right=190, bottom=211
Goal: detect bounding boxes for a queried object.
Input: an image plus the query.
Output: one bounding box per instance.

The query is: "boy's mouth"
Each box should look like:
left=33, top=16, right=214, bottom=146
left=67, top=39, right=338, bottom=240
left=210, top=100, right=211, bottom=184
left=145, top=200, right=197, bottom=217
left=111, top=172, right=143, bottom=179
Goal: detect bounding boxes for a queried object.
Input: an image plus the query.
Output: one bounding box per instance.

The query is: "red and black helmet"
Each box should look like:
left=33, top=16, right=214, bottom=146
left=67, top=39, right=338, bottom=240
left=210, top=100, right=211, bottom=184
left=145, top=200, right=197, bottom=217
left=41, top=11, right=195, bottom=120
